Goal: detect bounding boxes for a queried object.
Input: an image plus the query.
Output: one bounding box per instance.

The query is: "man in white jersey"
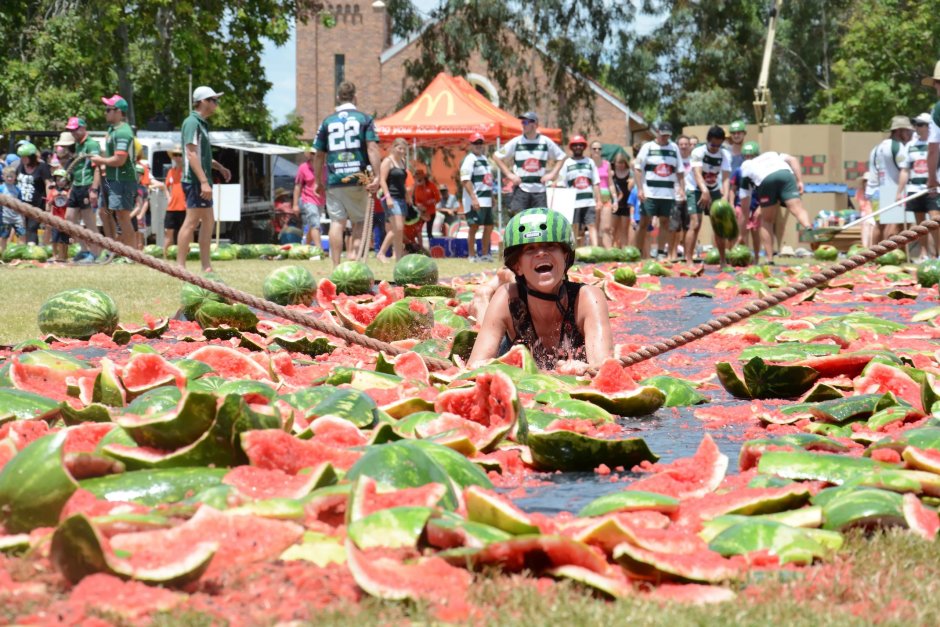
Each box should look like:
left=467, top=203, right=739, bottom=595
left=865, top=115, right=914, bottom=242
left=739, top=143, right=812, bottom=263
left=460, top=132, right=495, bottom=262
left=923, top=60, right=940, bottom=203
left=496, top=111, right=566, bottom=214
left=688, top=125, right=732, bottom=265
left=667, top=135, right=694, bottom=261
left=561, top=135, right=601, bottom=246
left=634, top=121, right=685, bottom=259
left=897, top=113, right=939, bottom=259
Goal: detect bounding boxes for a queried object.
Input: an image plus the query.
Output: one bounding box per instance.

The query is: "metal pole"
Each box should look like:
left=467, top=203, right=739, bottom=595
left=496, top=137, right=502, bottom=233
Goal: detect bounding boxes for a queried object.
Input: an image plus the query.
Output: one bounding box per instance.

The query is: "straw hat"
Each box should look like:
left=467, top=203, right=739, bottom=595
left=921, top=59, right=940, bottom=86
left=56, top=131, right=75, bottom=147
left=888, top=116, right=913, bottom=132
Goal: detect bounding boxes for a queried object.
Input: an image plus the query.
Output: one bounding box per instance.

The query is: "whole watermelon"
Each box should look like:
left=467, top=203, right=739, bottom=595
left=166, top=245, right=179, bottom=259
left=613, top=266, right=636, bottom=286
left=704, top=248, right=720, bottom=265
left=2, top=244, right=26, bottom=261
left=287, top=245, right=312, bottom=260
left=728, top=244, right=753, bottom=267
left=210, top=246, right=236, bottom=262
left=622, top=246, right=641, bottom=262
left=255, top=244, right=279, bottom=258
left=263, top=265, right=317, bottom=305
left=237, top=245, right=259, bottom=259
left=38, top=288, right=119, bottom=339
left=22, top=244, right=48, bottom=262
left=709, top=199, right=739, bottom=240
left=574, top=246, right=595, bottom=262
left=847, top=243, right=867, bottom=257
left=181, top=275, right=228, bottom=320
left=917, top=259, right=940, bottom=287
left=143, top=244, right=163, bottom=257
left=814, top=244, right=839, bottom=262
left=874, top=248, right=906, bottom=266
left=393, top=254, right=439, bottom=286
left=330, top=261, right=374, bottom=295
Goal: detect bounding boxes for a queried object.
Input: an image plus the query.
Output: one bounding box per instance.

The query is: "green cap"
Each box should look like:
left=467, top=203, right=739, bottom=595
left=134, top=163, right=145, bottom=174
left=503, top=207, right=574, bottom=253
left=742, top=141, right=760, bottom=156
left=16, top=142, right=37, bottom=157
left=730, top=120, right=747, bottom=133
left=52, top=169, right=68, bottom=178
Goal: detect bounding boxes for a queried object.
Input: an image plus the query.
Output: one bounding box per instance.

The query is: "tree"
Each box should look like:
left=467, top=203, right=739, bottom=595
left=815, top=0, right=940, bottom=130
left=392, top=0, right=635, bottom=134
left=0, top=0, right=325, bottom=142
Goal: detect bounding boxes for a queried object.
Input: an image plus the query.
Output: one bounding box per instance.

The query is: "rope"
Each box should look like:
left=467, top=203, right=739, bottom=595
left=357, top=190, right=375, bottom=261
left=606, top=218, right=940, bottom=372
left=0, top=193, right=454, bottom=371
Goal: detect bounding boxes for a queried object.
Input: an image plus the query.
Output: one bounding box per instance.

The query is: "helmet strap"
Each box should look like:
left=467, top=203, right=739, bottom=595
left=517, top=275, right=568, bottom=317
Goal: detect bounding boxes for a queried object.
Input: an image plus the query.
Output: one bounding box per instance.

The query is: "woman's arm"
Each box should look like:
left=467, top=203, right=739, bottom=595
left=379, top=157, right=392, bottom=202
left=467, top=284, right=512, bottom=368
left=578, top=284, right=613, bottom=366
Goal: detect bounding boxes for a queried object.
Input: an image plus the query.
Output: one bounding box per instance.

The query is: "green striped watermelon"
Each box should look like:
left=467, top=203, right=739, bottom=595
left=37, top=288, right=119, bottom=339
left=393, top=254, right=439, bottom=286
left=365, top=298, right=434, bottom=343
left=330, top=261, right=375, bottom=295
left=709, top=199, right=739, bottom=240
left=180, top=275, right=228, bottom=320
left=262, top=265, right=317, bottom=305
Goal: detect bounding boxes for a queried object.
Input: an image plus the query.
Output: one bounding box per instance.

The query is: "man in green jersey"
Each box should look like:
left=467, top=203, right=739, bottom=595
left=314, top=82, right=382, bottom=266
left=924, top=60, right=940, bottom=202
left=176, top=86, right=231, bottom=272
left=91, top=94, right=137, bottom=252
left=65, top=116, right=101, bottom=261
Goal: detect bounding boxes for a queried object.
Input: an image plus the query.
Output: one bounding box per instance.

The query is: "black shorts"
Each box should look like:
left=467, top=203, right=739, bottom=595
left=67, top=185, right=95, bottom=210
left=614, top=202, right=631, bottom=217
left=509, top=189, right=547, bottom=214
left=907, top=194, right=939, bottom=216
left=668, top=200, right=690, bottom=232
left=183, top=182, right=213, bottom=209
left=164, top=211, right=186, bottom=231
left=52, top=229, right=70, bottom=244
left=573, top=206, right=597, bottom=226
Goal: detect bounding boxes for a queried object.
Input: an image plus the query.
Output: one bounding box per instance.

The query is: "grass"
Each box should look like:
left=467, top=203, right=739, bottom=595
left=0, top=256, right=501, bottom=345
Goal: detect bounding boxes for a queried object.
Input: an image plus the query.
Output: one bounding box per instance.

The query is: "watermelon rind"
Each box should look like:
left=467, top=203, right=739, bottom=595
left=707, top=520, right=832, bottom=565
left=0, top=432, right=79, bottom=532
left=0, top=388, right=61, bottom=423
left=37, top=288, right=119, bottom=339
left=821, top=488, right=905, bottom=531
left=577, top=490, right=679, bottom=518
left=347, top=506, right=434, bottom=550
left=79, top=467, right=228, bottom=505
left=464, top=486, right=539, bottom=535
left=549, top=565, right=632, bottom=599
left=527, top=429, right=659, bottom=472
left=365, top=298, right=434, bottom=343
left=569, top=385, right=665, bottom=417
left=115, top=391, right=217, bottom=450
left=194, top=301, right=259, bottom=331
left=613, top=542, right=740, bottom=583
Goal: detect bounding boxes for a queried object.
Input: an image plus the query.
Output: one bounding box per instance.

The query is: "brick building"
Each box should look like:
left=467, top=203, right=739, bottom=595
left=295, top=1, right=648, bottom=147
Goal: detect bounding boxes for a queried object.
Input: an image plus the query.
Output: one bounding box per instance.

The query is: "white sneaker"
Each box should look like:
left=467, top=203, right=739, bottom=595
left=468, top=256, right=479, bottom=263
left=481, top=254, right=494, bottom=262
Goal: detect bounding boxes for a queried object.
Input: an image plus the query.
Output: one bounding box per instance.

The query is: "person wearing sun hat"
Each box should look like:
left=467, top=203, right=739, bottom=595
left=923, top=59, right=940, bottom=200
left=864, top=115, right=914, bottom=242
left=176, top=85, right=232, bottom=272
left=64, top=116, right=102, bottom=262
left=90, top=94, right=138, bottom=255
left=467, top=207, right=612, bottom=372
left=897, top=112, right=939, bottom=259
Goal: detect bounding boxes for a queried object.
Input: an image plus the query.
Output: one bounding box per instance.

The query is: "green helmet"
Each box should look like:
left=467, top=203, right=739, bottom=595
left=16, top=142, right=37, bottom=158
left=503, top=208, right=574, bottom=265
left=730, top=120, right=747, bottom=133
left=742, top=141, right=760, bottom=156
left=52, top=168, right=68, bottom=178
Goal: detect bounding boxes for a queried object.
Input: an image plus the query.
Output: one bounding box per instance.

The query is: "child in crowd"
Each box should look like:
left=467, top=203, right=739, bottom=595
left=468, top=208, right=613, bottom=372
left=0, top=166, right=24, bottom=253
left=130, top=162, right=150, bottom=249
left=46, top=169, right=71, bottom=262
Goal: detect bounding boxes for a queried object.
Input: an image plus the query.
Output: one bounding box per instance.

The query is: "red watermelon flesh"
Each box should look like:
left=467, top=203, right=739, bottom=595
left=854, top=362, right=923, bottom=411
left=591, top=358, right=639, bottom=393
left=468, top=536, right=610, bottom=575
left=316, top=278, right=338, bottom=307
left=65, top=573, right=185, bottom=621
left=304, top=492, right=349, bottom=530
left=643, top=582, right=736, bottom=604
left=10, top=359, right=98, bottom=402
left=110, top=506, right=303, bottom=579
left=310, top=415, right=368, bottom=447
left=0, top=420, right=51, bottom=450
left=242, top=429, right=362, bottom=474
left=435, top=371, right=518, bottom=431
left=628, top=435, right=729, bottom=500
left=353, top=476, right=448, bottom=520
left=335, top=297, right=387, bottom=329
left=63, top=423, right=115, bottom=454
left=795, top=353, right=873, bottom=379
left=416, top=413, right=489, bottom=453
left=121, top=353, right=185, bottom=393
left=672, top=484, right=811, bottom=530
left=188, top=345, right=273, bottom=381
left=903, top=493, right=940, bottom=540
left=603, top=281, right=649, bottom=306
left=376, top=280, right=404, bottom=301
left=60, top=489, right=148, bottom=523
left=222, top=465, right=323, bottom=501
left=393, top=351, right=430, bottom=385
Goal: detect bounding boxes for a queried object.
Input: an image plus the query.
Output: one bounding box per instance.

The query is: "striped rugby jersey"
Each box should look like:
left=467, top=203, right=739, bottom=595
left=689, top=145, right=732, bottom=193
left=499, top=133, right=565, bottom=193
left=635, top=140, right=683, bottom=199
left=902, top=138, right=930, bottom=192
left=459, top=152, right=494, bottom=208
left=561, top=157, right=600, bottom=209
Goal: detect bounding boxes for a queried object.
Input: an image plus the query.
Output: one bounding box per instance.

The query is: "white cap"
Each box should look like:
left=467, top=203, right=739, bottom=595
left=192, top=86, right=224, bottom=103
left=914, top=112, right=933, bottom=125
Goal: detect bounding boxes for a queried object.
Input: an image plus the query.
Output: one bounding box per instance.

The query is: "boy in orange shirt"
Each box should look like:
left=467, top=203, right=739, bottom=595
left=149, top=146, right=186, bottom=258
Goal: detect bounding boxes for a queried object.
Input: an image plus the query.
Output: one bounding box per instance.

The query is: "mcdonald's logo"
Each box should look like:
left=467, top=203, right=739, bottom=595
left=403, top=91, right=455, bottom=121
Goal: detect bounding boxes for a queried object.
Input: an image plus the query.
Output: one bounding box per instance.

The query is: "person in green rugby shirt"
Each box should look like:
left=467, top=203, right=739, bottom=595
left=65, top=117, right=101, bottom=261
left=90, top=94, right=138, bottom=253
left=897, top=113, right=939, bottom=259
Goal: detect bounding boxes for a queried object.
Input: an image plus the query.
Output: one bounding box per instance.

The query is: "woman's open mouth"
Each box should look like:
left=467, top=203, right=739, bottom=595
left=534, top=262, right=554, bottom=274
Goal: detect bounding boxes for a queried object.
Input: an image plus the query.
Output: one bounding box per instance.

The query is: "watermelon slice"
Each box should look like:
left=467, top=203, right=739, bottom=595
left=242, top=429, right=362, bottom=473
left=602, top=280, right=649, bottom=306
left=460, top=535, right=610, bottom=575
left=464, top=485, right=540, bottom=535
left=222, top=465, right=331, bottom=501
left=854, top=362, right=924, bottom=411
left=628, top=434, right=728, bottom=500
left=187, top=345, right=273, bottom=381
left=613, top=542, right=741, bottom=583
left=434, top=371, right=521, bottom=452
left=347, top=475, right=449, bottom=523
left=903, top=493, right=940, bottom=540
left=345, top=540, right=472, bottom=603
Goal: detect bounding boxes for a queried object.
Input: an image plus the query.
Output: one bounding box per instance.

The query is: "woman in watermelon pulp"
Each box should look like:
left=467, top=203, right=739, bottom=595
left=468, top=208, right=612, bottom=372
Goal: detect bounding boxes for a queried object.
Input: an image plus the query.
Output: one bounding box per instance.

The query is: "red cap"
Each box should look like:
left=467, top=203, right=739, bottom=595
left=569, top=135, right=587, bottom=147
left=468, top=132, right=485, bottom=144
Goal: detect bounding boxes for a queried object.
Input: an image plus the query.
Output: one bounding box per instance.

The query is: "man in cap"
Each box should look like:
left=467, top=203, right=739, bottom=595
left=728, top=120, right=748, bottom=171
left=90, top=94, right=138, bottom=254
left=14, top=141, right=53, bottom=244
left=313, top=81, right=382, bottom=266
left=176, top=86, right=231, bottom=272
left=633, top=121, right=685, bottom=259
left=495, top=112, right=566, bottom=215
left=65, top=117, right=102, bottom=262
left=292, top=144, right=323, bottom=248
left=460, top=132, right=495, bottom=261
left=898, top=112, right=939, bottom=259
left=560, top=134, right=601, bottom=246
left=865, top=115, right=914, bottom=241
left=924, top=60, right=940, bottom=201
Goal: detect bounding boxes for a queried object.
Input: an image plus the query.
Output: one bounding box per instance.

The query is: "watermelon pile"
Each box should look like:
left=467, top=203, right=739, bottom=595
left=3, top=253, right=940, bottom=622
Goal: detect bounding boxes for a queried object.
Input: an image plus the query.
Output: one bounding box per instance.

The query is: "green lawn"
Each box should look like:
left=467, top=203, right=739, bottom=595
left=0, top=257, right=501, bottom=345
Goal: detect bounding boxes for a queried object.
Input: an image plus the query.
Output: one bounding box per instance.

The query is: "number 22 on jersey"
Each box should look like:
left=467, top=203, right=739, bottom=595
left=327, top=119, right=361, bottom=152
